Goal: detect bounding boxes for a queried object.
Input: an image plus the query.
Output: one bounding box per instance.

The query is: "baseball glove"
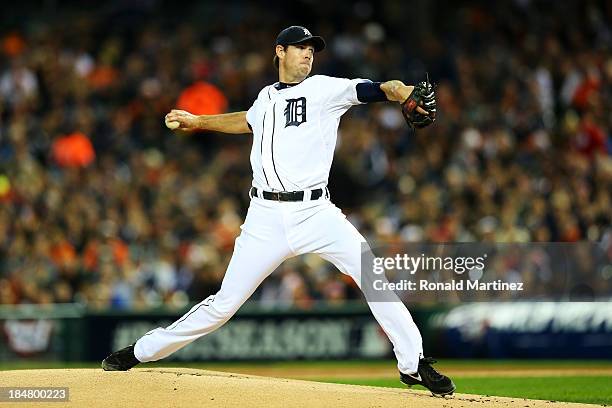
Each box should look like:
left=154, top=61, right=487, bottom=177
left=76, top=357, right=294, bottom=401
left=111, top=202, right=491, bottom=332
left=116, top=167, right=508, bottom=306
left=401, top=75, right=436, bottom=130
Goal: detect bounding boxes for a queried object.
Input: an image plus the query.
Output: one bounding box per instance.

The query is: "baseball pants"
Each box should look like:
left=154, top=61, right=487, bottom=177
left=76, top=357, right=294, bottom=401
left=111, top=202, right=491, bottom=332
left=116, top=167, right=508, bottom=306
left=134, top=195, right=424, bottom=374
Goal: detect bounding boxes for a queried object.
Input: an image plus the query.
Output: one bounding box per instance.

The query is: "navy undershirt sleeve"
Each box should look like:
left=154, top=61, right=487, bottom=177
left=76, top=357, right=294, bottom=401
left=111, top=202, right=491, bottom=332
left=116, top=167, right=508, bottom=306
left=356, top=81, right=388, bottom=103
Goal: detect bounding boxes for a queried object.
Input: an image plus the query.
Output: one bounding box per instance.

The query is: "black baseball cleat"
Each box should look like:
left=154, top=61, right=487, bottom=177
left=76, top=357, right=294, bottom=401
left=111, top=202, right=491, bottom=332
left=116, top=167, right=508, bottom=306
left=400, top=357, right=456, bottom=396
left=101, top=344, right=140, bottom=371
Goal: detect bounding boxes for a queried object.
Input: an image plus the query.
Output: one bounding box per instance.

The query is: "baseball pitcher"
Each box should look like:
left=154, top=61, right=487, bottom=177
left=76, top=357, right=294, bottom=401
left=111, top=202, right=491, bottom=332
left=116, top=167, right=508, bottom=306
left=102, top=26, right=453, bottom=396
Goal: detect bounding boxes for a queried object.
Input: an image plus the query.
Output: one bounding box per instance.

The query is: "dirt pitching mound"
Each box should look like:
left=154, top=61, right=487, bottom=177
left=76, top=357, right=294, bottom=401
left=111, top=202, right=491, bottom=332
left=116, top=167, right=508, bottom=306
left=0, top=368, right=601, bottom=408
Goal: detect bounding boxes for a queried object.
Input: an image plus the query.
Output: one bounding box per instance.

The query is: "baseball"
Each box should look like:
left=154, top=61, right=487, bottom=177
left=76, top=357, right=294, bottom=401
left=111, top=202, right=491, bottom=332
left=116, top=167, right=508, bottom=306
left=166, top=120, right=180, bottom=130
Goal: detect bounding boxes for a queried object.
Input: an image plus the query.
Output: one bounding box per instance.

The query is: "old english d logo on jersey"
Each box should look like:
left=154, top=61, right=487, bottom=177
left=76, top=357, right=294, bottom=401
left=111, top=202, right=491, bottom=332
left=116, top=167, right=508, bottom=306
left=284, top=97, right=307, bottom=127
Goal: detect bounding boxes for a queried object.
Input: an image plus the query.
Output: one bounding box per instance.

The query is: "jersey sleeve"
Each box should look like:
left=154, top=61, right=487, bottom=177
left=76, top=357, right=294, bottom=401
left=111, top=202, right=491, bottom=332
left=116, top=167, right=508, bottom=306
left=321, top=76, right=369, bottom=117
left=246, top=99, right=257, bottom=130
left=246, top=86, right=269, bottom=130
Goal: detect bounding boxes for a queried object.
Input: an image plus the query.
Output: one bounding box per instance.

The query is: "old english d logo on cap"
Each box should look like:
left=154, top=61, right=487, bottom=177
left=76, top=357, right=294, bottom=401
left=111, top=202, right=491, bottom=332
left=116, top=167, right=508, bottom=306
left=275, top=26, right=326, bottom=52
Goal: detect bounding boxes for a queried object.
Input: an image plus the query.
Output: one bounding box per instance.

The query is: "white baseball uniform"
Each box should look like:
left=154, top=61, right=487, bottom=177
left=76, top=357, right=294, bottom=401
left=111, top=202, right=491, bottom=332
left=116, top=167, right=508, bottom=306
left=133, top=75, right=424, bottom=374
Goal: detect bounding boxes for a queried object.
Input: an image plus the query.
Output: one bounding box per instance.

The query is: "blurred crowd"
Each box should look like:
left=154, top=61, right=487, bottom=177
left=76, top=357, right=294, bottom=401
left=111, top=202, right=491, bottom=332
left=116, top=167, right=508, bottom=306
left=0, top=0, right=610, bottom=309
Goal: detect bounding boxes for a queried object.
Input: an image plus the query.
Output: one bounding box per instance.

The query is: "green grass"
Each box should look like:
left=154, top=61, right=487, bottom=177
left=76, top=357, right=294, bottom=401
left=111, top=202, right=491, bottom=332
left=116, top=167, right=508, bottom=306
left=316, top=376, right=612, bottom=406
left=2, top=359, right=612, bottom=371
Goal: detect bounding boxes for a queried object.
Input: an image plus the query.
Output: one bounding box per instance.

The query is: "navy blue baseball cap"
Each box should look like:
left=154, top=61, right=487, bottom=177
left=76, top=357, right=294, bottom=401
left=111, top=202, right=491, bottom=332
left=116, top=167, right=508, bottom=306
left=276, top=26, right=326, bottom=52
left=274, top=26, right=326, bottom=68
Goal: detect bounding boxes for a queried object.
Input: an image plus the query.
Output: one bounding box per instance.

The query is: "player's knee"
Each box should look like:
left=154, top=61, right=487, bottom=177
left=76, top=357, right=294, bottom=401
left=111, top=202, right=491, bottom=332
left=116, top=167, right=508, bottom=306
left=208, top=295, right=242, bottom=319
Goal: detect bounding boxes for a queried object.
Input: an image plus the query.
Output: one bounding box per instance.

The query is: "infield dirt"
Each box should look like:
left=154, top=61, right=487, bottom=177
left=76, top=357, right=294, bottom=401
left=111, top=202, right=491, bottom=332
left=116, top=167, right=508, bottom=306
left=0, top=368, right=604, bottom=407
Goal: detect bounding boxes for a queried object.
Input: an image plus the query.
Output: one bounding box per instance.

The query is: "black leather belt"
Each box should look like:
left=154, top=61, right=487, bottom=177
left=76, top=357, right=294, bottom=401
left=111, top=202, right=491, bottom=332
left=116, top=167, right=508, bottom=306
left=250, top=187, right=326, bottom=201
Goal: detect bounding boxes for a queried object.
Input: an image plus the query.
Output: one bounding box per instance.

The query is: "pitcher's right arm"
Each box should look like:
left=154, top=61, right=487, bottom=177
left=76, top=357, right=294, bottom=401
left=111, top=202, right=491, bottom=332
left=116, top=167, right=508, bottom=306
left=165, top=110, right=251, bottom=134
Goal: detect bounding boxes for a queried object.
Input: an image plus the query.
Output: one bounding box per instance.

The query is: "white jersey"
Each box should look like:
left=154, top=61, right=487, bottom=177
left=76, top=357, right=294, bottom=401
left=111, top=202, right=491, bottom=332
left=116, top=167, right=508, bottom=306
left=246, top=75, right=367, bottom=192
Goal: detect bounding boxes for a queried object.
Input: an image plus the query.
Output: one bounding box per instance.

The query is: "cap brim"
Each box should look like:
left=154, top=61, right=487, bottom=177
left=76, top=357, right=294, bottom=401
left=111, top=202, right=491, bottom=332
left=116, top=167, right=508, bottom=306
left=291, top=35, right=326, bottom=52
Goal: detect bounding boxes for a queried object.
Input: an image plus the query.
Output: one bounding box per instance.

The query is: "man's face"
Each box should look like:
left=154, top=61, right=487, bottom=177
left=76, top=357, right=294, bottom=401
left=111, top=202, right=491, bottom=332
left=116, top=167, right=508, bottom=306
left=278, top=43, right=315, bottom=79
